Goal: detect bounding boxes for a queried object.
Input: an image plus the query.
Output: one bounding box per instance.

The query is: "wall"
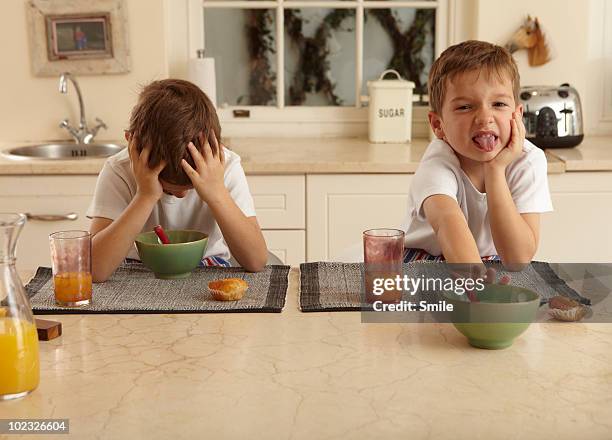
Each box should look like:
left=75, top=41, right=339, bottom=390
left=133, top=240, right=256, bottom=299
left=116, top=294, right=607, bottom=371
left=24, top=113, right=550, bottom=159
left=0, top=0, right=606, bottom=142
left=0, top=0, right=168, bottom=143
left=475, top=0, right=602, bottom=134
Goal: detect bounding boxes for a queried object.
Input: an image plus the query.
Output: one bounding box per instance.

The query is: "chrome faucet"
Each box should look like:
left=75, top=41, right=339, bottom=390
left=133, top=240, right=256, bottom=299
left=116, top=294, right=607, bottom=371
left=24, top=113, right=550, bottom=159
left=58, top=72, right=107, bottom=144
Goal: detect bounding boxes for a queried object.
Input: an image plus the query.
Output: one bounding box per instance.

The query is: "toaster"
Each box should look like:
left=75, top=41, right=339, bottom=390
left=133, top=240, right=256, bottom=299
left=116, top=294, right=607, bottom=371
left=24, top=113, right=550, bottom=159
left=519, top=83, right=584, bottom=148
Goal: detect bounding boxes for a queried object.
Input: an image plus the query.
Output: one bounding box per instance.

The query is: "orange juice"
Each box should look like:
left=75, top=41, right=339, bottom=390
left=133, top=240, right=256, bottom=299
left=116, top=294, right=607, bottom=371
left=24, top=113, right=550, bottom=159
left=0, top=318, right=40, bottom=399
left=53, top=271, right=92, bottom=305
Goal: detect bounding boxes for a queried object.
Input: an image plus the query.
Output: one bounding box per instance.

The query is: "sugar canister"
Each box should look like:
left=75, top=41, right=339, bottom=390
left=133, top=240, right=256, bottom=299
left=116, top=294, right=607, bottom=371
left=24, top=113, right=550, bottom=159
left=363, top=70, right=415, bottom=143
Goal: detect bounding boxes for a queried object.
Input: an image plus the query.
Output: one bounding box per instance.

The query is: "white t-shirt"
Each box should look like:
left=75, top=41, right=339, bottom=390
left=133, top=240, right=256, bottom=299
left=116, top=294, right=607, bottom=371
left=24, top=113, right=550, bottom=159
left=87, top=147, right=256, bottom=260
left=400, top=138, right=553, bottom=257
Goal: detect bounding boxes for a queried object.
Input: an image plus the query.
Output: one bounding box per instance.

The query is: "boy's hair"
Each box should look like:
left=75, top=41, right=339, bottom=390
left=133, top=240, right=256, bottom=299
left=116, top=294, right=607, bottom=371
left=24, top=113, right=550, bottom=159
left=128, top=79, right=220, bottom=186
left=428, top=40, right=520, bottom=115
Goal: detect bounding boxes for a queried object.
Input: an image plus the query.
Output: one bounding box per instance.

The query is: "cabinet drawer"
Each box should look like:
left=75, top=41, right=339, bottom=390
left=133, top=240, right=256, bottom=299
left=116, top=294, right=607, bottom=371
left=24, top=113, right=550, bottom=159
left=247, top=175, right=305, bottom=229
left=1, top=195, right=93, bottom=271
left=0, top=176, right=98, bottom=196
left=262, top=230, right=305, bottom=266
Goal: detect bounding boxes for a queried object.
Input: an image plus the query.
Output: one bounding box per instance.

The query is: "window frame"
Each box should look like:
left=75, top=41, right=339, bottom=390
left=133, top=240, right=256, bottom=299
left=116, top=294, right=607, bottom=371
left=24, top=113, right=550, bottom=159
left=193, top=0, right=450, bottom=135
left=591, top=0, right=612, bottom=134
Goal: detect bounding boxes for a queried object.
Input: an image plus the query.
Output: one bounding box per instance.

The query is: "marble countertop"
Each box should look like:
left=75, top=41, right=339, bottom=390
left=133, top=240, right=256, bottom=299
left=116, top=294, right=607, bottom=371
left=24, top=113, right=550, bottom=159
left=546, top=136, right=612, bottom=171
left=4, top=269, right=612, bottom=439
left=0, top=137, right=572, bottom=175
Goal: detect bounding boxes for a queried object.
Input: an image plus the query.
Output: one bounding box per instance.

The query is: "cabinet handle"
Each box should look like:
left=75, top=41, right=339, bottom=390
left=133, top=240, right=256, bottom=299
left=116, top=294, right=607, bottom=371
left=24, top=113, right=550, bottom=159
left=25, top=212, right=78, bottom=221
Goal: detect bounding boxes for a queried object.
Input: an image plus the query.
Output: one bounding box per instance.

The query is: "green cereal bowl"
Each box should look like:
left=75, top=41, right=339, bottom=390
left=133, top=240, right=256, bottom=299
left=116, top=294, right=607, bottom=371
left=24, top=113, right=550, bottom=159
left=135, top=230, right=208, bottom=279
left=442, top=284, right=540, bottom=349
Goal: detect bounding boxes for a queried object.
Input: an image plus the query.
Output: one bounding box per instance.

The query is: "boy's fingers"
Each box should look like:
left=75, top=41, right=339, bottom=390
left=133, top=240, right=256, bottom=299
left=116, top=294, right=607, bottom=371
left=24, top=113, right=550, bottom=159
left=518, top=114, right=526, bottom=138
left=484, top=267, right=496, bottom=284
left=128, top=135, right=140, bottom=163
left=219, top=143, right=225, bottom=164
left=187, top=142, right=205, bottom=168
left=202, top=137, right=214, bottom=162
left=181, top=158, right=197, bottom=178
left=210, top=132, right=220, bottom=159
left=128, top=139, right=136, bottom=163
left=154, top=159, right=167, bottom=174
left=514, top=112, right=524, bottom=138
left=140, top=146, right=151, bottom=165
left=511, top=119, right=520, bottom=148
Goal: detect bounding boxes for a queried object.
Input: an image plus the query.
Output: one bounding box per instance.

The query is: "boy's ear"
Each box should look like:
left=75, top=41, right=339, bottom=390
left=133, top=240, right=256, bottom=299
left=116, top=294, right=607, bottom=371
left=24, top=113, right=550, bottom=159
left=124, top=130, right=131, bottom=142
left=516, top=104, right=524, bottom=118
left=428, top=111, right=445, bottom=139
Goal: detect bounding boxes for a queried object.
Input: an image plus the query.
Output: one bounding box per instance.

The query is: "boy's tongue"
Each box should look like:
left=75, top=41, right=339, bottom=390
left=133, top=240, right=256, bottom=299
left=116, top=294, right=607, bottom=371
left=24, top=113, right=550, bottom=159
left=473, top=134, right=496, bottom=152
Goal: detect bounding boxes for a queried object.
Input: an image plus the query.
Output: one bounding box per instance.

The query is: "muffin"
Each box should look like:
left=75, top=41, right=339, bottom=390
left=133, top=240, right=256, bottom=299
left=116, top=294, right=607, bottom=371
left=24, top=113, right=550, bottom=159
left=208, top=278, right=248, bottom=301
left=548, top=295, right=588, bottom=322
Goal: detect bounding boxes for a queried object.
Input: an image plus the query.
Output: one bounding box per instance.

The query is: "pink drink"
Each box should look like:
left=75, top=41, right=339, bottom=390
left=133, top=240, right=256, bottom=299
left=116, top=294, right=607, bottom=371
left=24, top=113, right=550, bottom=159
left=363, top=229, right=404, bottom=304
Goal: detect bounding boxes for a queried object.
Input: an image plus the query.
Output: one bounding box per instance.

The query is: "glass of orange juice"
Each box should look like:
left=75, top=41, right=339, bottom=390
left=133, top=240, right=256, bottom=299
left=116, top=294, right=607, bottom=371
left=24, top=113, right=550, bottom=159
left=49, top=230, right=92, bottom=306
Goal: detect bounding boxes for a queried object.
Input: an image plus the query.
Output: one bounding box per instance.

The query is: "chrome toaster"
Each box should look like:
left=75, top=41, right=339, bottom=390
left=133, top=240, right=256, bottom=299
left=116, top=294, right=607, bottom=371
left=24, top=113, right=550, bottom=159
left=519, top=83, right=584, bottom=148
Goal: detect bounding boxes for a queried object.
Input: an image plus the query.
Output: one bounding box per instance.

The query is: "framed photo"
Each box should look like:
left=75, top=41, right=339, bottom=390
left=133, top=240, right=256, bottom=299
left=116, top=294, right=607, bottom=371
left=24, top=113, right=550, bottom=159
left=27, top=0, right=130, bottom=76
left=46, top=14, right=113, bottom=61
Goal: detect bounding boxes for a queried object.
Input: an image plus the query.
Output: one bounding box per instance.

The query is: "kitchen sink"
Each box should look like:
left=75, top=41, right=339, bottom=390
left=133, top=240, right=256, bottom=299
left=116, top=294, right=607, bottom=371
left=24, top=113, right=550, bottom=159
left=1, top=142, right=124, bottom=160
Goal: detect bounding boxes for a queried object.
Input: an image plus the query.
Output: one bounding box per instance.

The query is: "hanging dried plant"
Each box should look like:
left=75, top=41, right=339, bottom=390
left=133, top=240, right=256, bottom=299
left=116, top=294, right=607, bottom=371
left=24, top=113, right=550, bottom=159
left=245, top=10, right=276, bottom=105
left=368, top=8, right=435, bottom=96
left=244, top=7, right=433, bottom=105
left=285, top=9, right=352, bottom=105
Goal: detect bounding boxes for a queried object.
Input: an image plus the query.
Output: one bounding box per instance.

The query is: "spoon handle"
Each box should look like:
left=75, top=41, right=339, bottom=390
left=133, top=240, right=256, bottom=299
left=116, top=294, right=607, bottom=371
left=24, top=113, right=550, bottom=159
left=154, top=225, right=170, bottom=244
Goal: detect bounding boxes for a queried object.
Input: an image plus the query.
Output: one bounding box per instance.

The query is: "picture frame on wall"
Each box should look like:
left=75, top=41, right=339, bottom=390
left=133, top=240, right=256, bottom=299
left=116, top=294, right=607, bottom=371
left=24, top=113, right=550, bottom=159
left=26, top=0, right=130, bottom=76
left=46, top=13, right=113, bottom=61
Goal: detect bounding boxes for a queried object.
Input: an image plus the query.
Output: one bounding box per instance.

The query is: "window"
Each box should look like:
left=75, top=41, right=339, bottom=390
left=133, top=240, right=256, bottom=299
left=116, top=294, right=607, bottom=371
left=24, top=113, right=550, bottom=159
left=196, top=0, right=449, bottom=135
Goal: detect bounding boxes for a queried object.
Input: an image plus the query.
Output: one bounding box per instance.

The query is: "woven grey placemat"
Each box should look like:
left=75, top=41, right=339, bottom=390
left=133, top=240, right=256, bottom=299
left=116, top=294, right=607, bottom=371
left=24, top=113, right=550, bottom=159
left=299, top=261, right=590, bottom=312
left=26, top=262, right=290, bottom=314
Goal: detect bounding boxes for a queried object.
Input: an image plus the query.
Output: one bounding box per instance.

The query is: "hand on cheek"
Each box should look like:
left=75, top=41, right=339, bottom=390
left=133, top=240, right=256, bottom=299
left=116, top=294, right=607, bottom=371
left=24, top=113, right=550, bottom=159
left=487, top=112, right=525, bottom=171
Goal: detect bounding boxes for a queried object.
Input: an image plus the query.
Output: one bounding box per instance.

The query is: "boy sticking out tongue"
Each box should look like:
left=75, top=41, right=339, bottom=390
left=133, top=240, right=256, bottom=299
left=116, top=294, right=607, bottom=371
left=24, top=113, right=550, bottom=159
left=400, top=40, right=553, bottom=271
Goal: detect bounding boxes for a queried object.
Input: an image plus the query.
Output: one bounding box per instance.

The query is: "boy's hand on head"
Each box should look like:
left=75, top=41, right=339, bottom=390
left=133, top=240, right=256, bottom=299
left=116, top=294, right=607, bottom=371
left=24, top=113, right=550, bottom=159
left=485, top=111, right=525, bottom=172
left=181, top=133, right=227, bottom=204
left=128, top=137, right=166, bottom=202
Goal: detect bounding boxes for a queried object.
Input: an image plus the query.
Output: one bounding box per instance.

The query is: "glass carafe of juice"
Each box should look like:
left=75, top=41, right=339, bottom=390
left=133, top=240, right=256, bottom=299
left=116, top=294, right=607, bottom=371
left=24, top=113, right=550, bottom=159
left=0, top=213, right=40, bottom=401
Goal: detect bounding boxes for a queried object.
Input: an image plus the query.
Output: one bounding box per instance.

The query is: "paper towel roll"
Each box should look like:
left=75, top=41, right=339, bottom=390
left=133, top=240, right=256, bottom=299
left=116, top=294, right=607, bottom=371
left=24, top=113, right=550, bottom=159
left=188, top=57, right=217, bottom=108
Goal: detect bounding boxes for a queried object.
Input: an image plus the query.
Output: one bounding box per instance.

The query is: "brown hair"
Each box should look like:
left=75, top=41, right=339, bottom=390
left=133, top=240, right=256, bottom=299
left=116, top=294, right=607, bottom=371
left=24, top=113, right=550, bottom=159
left=428, top=40, right=520, bottom=115
left=128, top=79, right=220, bottom=186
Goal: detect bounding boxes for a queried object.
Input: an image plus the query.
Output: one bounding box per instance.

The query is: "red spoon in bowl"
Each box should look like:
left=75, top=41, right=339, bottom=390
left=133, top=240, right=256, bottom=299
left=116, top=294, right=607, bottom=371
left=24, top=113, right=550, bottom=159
left=153, top=225, right=170, bottom=244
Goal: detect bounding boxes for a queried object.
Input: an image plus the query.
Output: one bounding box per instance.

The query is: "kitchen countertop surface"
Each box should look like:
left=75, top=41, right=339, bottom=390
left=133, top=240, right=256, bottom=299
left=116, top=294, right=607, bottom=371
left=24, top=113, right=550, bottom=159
left=0, top=137, right=579, bottom=175
left=4, top=269, right=612, bottom=439
left=546, top=136, right=612, bottom=171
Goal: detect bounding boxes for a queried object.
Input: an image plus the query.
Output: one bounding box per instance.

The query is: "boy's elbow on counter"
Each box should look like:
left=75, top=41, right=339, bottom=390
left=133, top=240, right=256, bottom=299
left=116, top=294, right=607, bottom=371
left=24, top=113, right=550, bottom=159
left=242, top=261, right=266, bottom=272
left=241, top=251, right=268, bottom=273
left=92, top=273, right=109, bottom=283
left=499, top=250, right=536, bottom=271
left=92, top=266, right=113, bottom=283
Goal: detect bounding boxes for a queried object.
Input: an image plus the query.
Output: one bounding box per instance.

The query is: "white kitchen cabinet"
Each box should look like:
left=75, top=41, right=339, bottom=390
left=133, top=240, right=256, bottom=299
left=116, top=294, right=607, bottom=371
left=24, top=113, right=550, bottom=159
left=3, top=170, right=611, bottom=270
left=0, top=174, right=307, bottom=271
left=261, top=230, right=305, bottom=266
left=247, top=175, right=305, bottom=229
left=0, top=176, right=98, bottom=271
left=306, top=174, right=413, bottom=262
left=245, top=175, right=306, bottom=264
left=536, top=172, right=612, bottom=262
left=308, top=172, right=612, bottom=264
